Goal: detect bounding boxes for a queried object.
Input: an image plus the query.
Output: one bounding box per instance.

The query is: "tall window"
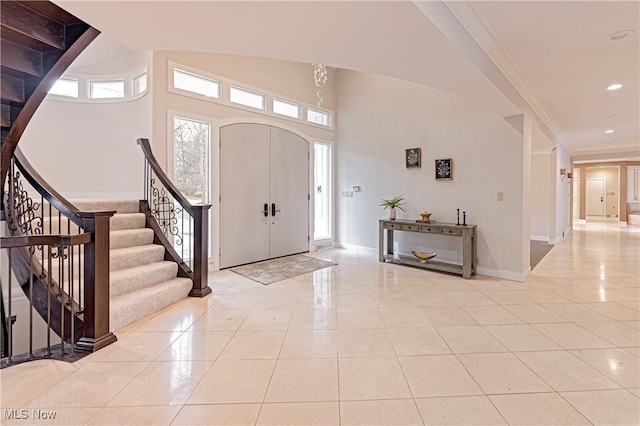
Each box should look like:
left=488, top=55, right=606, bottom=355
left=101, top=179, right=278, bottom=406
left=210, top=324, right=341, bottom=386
left=173, top=116, right=211, bottom=259
left=314, top=142, right=332, bottom=240
left=173, top=117, right=210, bottom=204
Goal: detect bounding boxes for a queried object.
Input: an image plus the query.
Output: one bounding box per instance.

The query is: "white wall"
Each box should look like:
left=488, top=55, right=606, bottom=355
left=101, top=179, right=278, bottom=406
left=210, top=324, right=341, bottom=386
left=530, top=150, right=551, bottom=240
left=555, top=144, right=571, bottom=238
left=20, top=95, right=150, bottom=199
left=19, top=35, right=151, bottom=199
left=151, top=51, right=337, bottom=168
left=336, top=70, right=527, bottom=280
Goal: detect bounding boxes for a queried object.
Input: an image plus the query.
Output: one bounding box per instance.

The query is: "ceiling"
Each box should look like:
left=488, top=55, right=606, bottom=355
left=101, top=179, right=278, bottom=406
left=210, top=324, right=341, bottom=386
left=54, top=0, right=639, bottom=157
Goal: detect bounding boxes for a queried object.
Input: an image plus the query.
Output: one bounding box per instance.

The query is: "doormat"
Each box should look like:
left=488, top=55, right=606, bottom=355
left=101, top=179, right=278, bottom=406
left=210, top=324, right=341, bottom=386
left=230, top=254, right=337, bottom=285
left=530, top=240, right=554, bottom=270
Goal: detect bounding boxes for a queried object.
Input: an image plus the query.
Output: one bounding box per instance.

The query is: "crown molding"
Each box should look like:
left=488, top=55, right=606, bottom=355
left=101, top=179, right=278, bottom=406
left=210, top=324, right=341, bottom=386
left=440, top=1, right=574, bottom=155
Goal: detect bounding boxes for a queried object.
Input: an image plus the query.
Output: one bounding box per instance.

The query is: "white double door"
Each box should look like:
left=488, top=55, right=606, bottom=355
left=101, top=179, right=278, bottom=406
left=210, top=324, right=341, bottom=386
left=220, top=123, right=309, bottom=268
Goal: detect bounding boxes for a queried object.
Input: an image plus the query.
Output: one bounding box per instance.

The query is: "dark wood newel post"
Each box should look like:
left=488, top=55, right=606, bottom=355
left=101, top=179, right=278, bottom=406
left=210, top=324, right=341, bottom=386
left=75, top=210, right=117, bottom=351
left=189, top=204, right=212, bottom=298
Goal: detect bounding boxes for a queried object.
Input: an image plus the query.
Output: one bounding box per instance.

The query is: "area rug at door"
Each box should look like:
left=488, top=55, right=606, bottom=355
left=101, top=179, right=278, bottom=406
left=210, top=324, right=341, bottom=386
left=230, top=254, right=337, bottom=285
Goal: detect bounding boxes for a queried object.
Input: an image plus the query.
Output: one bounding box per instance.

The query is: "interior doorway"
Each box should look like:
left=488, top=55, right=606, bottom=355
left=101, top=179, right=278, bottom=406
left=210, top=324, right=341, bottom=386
left=219, top=123, right=309, bottom=269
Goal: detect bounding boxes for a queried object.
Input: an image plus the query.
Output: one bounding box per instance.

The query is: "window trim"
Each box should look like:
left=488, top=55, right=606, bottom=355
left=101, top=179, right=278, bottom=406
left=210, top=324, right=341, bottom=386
left=167, top=60, right=335, bottom=131
left=273, top=97, right=302, bottom=119
left=229, top=85, right=266, bottom=110
left=171, top=67, right=221, bottom=99
left=88, top=78, right=126, bottom=99
left=46, top=67, right=148, bottom=103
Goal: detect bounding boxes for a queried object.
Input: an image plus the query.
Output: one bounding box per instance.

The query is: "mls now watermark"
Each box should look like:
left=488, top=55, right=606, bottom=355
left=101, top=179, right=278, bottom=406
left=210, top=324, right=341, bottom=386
left=4, top=409, right=57, bottom=421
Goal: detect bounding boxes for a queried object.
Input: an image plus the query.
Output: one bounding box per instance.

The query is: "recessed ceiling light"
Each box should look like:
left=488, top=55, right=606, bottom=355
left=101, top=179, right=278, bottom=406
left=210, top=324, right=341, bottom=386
left=604, top=129, right=615, bottom=134
left=607, top=84, right=623, bottom=91
left=607, top=29, right=635, bottom=41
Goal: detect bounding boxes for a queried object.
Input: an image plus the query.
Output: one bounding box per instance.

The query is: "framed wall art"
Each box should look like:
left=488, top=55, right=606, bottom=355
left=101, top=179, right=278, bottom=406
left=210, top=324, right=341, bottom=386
left=405, top=147, right=421, bottom=168
left=435, top=158, right=452, bottom=180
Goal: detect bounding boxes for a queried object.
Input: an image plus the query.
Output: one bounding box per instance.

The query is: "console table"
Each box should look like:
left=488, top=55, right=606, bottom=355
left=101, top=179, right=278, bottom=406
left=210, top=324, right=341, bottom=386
left=378, top=219, right=477, bottom=279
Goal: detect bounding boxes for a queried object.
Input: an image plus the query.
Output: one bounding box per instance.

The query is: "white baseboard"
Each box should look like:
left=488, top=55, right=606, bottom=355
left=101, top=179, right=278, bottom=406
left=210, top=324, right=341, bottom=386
left=530, top=235, right=549, bottom=242
left=477, top=266, right=530, bottom=282
left=335, top=242, right=378, bottom=256
left=549, top=236, right=563, bottom=245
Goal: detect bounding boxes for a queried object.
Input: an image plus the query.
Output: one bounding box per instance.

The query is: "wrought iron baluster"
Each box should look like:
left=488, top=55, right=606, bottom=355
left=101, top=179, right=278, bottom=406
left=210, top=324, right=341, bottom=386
left=28, top=247, right=34, bottom=359
left=46, top=245, right=52, bottom=356
left=7, top=248, right=12, bottom=364
left=70, top=245, right=75, bottom=357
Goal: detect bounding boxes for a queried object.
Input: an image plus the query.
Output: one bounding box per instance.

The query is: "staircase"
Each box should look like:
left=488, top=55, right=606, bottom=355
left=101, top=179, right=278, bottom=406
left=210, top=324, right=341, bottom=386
left=1, top=2, right=210, bottom=362
left=68, top=200, right=193, bottom=331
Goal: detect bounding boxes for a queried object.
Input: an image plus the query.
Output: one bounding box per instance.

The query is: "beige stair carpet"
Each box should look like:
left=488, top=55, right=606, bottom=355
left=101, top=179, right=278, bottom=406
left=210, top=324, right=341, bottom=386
left=68, top=199, right=193, bottom=331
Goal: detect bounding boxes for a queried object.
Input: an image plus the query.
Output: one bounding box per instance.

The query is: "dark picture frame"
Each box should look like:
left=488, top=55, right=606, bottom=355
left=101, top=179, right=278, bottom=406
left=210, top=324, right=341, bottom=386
left=435, top=158, right=452, bottom=180
left=405, top=147, right=421, bottom=168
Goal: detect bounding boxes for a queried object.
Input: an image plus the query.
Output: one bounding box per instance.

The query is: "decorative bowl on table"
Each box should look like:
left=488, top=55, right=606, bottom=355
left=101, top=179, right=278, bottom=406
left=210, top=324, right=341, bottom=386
left=411, top=250, right=437, bottom=263
left=419, top=212, right=432, bottom=223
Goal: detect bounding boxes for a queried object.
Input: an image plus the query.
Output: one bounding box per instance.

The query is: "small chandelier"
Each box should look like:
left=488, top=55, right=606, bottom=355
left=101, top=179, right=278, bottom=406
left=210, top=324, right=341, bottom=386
left=312, top=63, right=327, bottom=106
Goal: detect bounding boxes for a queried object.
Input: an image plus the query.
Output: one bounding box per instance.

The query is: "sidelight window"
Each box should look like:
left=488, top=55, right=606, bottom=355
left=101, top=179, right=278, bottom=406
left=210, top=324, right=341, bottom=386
left=314, top=142, right=332, bottom=240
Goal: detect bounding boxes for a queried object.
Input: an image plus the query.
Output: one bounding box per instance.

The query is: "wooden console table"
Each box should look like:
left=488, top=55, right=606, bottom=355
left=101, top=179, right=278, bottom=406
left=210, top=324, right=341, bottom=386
left=378, top=219, right=477, bottom=279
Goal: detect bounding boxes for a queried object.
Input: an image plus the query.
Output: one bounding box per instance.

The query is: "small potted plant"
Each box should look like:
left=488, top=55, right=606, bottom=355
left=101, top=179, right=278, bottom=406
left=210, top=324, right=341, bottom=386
left=380, top=195, right=405, bottom=220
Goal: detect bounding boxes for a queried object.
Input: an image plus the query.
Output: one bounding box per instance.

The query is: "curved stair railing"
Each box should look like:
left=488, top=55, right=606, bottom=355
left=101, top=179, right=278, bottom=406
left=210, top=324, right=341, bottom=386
left=1, top=233, right=93, bottom=366
left=2, top=150, right=116, bottom=366
left=137, top=138, right=212, bottom=298
left=0, top=1, right=116, bottom=366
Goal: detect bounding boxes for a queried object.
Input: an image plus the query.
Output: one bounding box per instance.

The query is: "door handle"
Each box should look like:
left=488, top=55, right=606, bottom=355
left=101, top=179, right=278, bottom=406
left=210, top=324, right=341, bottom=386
left=263, top=203, right=269, bottom=217
left=271, top=203, right=281, bottom=216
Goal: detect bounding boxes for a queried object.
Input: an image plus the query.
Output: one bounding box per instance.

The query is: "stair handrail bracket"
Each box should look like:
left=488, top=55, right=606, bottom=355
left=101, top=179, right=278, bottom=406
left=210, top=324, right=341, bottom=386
left=137, top=138, right=212, bottom=298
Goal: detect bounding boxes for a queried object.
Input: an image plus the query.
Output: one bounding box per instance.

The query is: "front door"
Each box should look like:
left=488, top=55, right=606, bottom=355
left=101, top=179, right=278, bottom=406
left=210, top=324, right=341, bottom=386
left=220, top=123, right=309, bottom=268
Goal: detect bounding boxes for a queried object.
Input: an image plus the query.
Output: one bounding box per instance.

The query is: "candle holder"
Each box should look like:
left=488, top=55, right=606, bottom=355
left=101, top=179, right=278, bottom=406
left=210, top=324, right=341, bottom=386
left=462, top=211, right=467, bottom=226
left=456, top=208, right=460, bottom=226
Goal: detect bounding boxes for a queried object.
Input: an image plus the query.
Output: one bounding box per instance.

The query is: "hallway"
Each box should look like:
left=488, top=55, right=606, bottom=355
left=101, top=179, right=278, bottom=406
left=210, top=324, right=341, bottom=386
left=1, top=222, right=638, bottom=425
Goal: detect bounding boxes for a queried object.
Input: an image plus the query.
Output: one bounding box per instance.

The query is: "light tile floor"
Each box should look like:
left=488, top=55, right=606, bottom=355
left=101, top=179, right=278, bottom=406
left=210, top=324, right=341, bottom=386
left=1, top=221, right=639, bottom=425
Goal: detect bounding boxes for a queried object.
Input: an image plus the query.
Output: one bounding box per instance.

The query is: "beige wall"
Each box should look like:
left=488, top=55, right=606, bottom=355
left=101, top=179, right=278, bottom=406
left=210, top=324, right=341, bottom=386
left=575, top=161, right=640, bottom=222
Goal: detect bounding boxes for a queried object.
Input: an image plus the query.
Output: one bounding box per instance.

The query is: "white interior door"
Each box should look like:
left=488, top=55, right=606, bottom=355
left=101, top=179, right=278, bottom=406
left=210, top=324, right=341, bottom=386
left=586, top=178, right=605, bottom=216
left=220, top=124, right=270, bottom=268
left=269, top=127, right=309, bottom=258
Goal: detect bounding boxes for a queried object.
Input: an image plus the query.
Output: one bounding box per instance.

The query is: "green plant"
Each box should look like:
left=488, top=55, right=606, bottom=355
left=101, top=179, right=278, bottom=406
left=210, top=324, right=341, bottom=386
left=379, top=195, right=406, bottom=211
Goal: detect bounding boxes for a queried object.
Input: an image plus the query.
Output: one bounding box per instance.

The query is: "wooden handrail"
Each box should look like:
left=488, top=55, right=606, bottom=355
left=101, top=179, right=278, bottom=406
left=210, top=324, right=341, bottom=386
left=0, top=233, right=91, bottom=249
left=137, top=138, right=212, bottom=298
left=11, top=148, right=83, bottom=228
left=137, top=138, right=212, bottom=215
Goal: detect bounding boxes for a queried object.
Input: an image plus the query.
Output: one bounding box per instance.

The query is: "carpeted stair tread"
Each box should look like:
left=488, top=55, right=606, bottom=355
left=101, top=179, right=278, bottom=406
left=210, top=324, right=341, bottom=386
left=110, top=244, right=166, bottom=272
left=110, top=228, right=155, bottom=249
left=110, top=277, right=192, bottom=331
left=37, top=198, right=195, bottom=332
left=111, top=213, right=146, bottom=231
left=110, top=261, right=178, bottom=298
